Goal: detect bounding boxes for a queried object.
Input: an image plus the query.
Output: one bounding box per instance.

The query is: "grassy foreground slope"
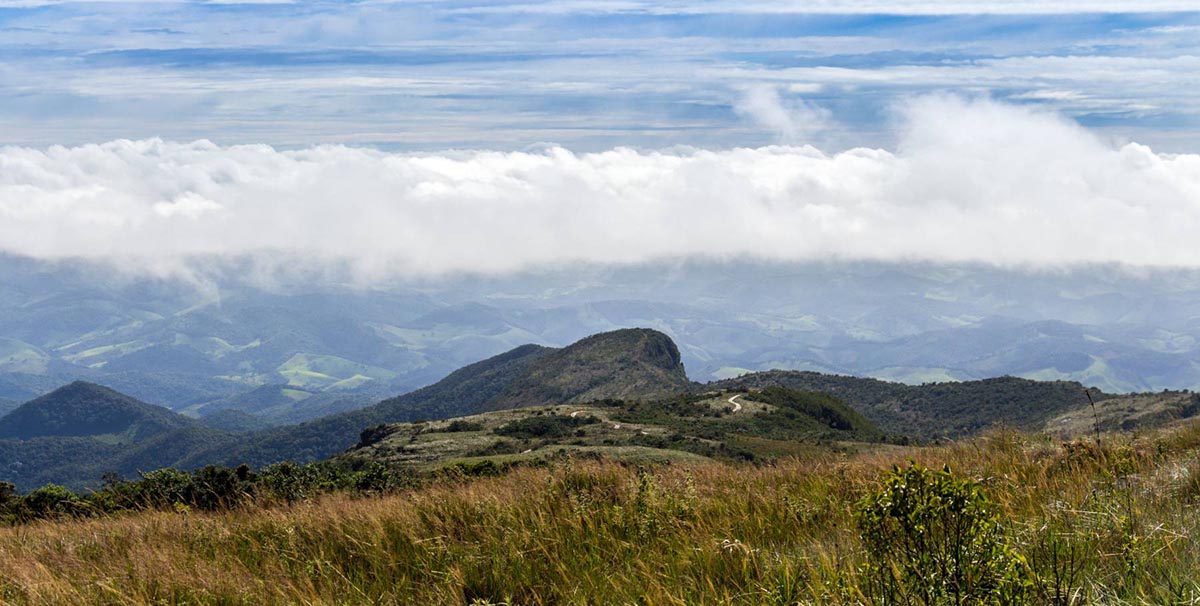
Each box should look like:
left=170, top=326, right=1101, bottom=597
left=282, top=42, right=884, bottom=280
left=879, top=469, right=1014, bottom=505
left=3, top=421, right=1200, bottom=605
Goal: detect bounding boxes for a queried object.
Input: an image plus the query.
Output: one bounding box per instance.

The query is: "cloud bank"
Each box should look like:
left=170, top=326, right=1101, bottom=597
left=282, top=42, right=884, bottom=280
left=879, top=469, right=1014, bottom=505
left=1, top=96, right=1198, bottom=280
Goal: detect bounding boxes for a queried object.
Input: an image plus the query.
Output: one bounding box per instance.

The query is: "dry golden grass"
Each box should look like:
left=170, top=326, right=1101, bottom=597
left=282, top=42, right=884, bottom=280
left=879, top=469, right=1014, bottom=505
left=2, top=424, right=1200, bottom=605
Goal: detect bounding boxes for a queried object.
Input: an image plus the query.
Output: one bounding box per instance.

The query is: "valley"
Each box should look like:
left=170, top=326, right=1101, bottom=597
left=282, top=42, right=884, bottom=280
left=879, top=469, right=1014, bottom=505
left=5, top=258, right=1200, bottom=427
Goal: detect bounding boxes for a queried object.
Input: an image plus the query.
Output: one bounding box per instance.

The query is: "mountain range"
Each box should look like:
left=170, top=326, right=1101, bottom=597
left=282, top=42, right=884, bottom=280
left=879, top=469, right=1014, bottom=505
left=1, top=327, right=1194, bottom=491
left=4, top=255, right=1200, bottom=434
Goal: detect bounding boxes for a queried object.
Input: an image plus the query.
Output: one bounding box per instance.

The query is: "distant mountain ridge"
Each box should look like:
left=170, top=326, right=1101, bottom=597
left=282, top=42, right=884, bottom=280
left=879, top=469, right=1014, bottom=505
left=0, top=327, right=1192, bottom=491
left=7, top=256, right=1200, bottom=412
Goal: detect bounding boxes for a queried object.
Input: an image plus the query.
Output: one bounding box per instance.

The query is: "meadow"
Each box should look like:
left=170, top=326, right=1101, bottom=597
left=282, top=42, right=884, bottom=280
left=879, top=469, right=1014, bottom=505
left=2, top=423, right=1200, bottom=606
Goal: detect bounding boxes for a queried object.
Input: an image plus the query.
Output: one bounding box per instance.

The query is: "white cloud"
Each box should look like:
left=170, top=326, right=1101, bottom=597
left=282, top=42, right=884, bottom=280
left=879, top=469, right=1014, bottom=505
left=153, top=192, right=224, bottom=219
left=1009, top=90, right=1087, bottom=101
left=734, top=85, right=832, bottom=144
left=1, top=96, right=1199, bottom=281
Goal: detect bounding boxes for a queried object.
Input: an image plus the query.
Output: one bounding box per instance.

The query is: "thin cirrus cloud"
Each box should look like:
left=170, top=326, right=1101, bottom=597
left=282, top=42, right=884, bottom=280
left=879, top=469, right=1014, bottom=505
left=1, top=96, right=1198, bottom=281
left=450, top=0, right=1200, bottom=14
left=0, top=1, right=1192, bottom=10
left=0, top=1, right=1198, bottom=151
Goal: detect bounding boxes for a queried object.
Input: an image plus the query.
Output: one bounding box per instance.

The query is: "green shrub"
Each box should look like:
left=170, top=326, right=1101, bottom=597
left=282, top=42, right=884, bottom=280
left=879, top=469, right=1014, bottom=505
left=494, top=414, right=598, bottom=440
left=445, top=419, right=485, bottom=432
left=256, top=461, right=326, bottom=503
left=856, top=462, right=1025, bottom=606
left=189, top=465, right=250, bottom=510
left=0, top=481, right=15, bottom=507
left=20, top=484, right=84, bottom=519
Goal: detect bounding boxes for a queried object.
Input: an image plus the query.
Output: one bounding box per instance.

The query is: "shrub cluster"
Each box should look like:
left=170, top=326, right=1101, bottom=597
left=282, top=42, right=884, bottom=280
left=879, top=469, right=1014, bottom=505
left=494, top=414, right=600, bottom=439
left=0, top=459, right=415, bottom=524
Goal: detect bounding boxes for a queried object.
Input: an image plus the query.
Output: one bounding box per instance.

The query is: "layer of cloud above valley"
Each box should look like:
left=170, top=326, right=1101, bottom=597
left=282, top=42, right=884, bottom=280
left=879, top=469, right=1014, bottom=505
left=2, top=96, right=1198, bottom=280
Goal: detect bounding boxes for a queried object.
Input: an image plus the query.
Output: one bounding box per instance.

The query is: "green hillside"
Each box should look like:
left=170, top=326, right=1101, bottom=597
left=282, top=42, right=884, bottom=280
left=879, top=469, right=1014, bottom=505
left=0, top=382, right=196, bottom=442
left=0, top=383, right=237, bottom=490
left=0, top=340, right=557, bottom=490
left=185, top=384, right=379, bottom=427
left=0, top=338, right=49, bottom=374
left=0, top=425, right=236, bottom=491
left=342, top=386, right=885, bottom=469
left=1046, top=390, right=1200, bottom=437
left=712, top=371, right=1109, bottom=438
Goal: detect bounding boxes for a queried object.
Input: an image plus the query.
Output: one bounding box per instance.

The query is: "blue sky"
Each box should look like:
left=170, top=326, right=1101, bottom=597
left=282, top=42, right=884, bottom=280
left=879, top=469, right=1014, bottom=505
left=1, top=1, right=1198, bottom=151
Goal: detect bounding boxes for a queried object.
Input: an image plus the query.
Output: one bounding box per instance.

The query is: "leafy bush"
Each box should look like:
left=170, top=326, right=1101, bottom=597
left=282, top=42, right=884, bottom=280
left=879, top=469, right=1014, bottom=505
left=445, top=420, right=485, bottom=432
left=856, top=462, right=1024, bottom=606
left=0, top=481, right=15, bottom=506
left=256, top=461, right=314, bottom=504
left=20, top=484, right=84, bottom=520
left=466, top=439, right=524, bottom=457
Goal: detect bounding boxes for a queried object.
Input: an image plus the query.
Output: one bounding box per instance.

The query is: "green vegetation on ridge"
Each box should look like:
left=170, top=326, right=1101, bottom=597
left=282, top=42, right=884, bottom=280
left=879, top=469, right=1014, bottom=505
left=1, top=328, right=1195, bottom=492
left=341, top=387, right=889, bottom=471
left=714, top=370, right=1109, bottom=438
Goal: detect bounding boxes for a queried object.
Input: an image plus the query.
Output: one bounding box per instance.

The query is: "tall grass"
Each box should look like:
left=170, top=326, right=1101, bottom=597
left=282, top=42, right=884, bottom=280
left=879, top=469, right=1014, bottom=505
left=2, top=424, right=1200, bottom=605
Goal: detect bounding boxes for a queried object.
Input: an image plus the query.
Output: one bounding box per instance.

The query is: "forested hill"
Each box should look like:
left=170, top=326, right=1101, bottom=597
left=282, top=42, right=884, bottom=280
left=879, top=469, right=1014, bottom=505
left=0, top=382, right=231, bottom=491
left=711, top=371, right=1106, bottom=438
left=0, top=381, right=197, bottom=442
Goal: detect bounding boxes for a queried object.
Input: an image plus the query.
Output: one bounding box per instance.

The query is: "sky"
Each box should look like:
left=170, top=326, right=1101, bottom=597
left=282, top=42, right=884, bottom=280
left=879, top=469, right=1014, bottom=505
left=1, top=1, right=1199, bottom=279
left=1, top=0, right=1199, bottom=151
